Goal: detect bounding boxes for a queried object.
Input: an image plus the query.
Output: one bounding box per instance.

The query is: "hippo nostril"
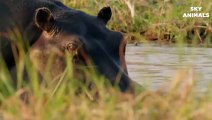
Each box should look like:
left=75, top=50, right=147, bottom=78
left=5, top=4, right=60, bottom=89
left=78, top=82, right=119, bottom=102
left=66, top=43, right=78, bottom=52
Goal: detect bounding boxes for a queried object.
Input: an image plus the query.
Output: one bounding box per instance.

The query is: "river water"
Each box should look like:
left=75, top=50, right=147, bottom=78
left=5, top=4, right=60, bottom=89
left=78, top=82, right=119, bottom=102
left=126, top=44, right=212, bottom=92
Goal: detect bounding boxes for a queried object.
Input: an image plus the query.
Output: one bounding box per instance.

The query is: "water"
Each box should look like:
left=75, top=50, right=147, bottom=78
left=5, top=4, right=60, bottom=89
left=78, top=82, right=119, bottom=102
left=126, top=44, right=212, bottom=92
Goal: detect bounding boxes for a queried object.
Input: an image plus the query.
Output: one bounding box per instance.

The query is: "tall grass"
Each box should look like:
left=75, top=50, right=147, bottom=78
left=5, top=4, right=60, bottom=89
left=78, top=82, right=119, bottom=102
left=0, top=0, right=212, bottom=119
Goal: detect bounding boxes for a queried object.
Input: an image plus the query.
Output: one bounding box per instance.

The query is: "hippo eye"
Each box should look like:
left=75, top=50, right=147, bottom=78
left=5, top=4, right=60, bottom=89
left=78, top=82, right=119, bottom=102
left=66, top=43, right=78, bottom=52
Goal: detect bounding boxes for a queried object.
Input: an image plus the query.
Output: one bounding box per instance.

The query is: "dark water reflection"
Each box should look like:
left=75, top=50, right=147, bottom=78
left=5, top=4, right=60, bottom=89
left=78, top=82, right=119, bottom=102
left=126, top=44, right=212, bottom=92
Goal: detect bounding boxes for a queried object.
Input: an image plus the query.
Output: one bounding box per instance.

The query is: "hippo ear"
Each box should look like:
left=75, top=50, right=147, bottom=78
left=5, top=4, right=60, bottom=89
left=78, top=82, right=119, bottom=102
left=34, top=7, right=55, bottom=32
left=97, top=7, right=112, bottom=24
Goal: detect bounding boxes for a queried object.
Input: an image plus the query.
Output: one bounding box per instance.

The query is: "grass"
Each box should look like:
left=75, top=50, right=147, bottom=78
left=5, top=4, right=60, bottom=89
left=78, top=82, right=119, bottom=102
left=1, top=0, right=212, bottom=120
left=62, top=0, right=212, bottom=45
left=1, top=63, right=212, bottom=119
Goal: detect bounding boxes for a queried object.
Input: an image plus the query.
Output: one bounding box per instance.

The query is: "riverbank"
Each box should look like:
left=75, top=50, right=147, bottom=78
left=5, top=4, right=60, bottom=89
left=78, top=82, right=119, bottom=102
left=64, top=0, right=212, bottom=45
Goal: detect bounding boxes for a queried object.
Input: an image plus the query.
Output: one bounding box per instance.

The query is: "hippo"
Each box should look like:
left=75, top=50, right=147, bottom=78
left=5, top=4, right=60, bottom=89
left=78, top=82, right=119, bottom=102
left=0, top=0, right=136, bottom=92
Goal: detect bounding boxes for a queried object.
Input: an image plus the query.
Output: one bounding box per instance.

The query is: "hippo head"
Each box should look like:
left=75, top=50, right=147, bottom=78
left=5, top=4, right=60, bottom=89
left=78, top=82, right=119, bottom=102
left=30, top=6, right=133, bottom=92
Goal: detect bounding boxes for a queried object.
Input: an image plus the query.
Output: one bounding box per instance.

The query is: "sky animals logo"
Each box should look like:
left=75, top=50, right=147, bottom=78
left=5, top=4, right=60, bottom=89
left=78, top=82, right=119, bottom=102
left=183, top=7, right=210, bottom=18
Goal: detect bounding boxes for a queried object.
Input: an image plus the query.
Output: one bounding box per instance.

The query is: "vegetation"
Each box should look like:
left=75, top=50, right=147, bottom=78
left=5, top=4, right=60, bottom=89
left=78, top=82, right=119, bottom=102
left=1, top=0, right=212, bottom=120
left=62, top=0, right=212, bottom=45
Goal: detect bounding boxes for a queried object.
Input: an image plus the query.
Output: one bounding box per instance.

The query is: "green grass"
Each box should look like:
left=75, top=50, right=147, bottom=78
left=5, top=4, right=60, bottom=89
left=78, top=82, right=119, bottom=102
left=1, top=0, right=212, bottom=120
left=62, top=0, right=212, bottom=45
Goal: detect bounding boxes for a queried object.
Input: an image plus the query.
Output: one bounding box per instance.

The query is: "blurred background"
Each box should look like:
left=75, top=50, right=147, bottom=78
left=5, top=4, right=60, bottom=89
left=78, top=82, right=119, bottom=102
left=63, top=0, right=212, bottom=45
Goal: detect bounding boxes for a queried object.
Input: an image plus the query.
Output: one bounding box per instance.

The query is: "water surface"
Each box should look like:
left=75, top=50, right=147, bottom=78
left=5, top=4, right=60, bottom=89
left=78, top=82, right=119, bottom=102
left=126, top=44, right=212, bottom=92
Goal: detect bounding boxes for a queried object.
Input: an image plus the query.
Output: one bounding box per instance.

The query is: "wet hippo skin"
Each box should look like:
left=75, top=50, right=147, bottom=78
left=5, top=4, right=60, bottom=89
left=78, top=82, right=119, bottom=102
left=0, top=0, right=136, bottom=92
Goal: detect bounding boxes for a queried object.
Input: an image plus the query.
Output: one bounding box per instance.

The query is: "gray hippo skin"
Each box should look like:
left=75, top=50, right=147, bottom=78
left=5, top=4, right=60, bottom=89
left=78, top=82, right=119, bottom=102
left=0, top=0, right=136, bottom=92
